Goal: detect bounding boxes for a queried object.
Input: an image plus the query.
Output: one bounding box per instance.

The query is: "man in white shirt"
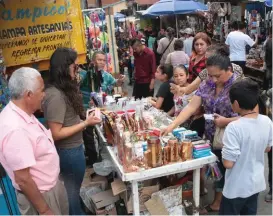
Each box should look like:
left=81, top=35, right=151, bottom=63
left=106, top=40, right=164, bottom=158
left=225, top=21, right=258, bottom=71
left=183, top=28, right=194, bottom=57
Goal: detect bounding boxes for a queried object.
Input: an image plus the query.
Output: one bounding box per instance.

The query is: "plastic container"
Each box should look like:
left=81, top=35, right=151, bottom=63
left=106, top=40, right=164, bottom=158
left=148, top=136, right=162, bottom=168
left=181, top=139, right=193, bottom=161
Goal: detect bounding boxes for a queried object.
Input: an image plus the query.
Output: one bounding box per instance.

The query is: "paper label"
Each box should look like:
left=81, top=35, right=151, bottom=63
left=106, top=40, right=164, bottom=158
left=134, top=142, right=144, bottom=158
left=204, top=114, right=214, bottom=121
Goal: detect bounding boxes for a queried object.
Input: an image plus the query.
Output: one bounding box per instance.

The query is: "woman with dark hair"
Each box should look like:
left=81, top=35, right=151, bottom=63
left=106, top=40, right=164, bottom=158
left=150, top=64, right=174, bottom=113
left=42, top=47, right=101, bottom=215
left=165, top=39, right=189, bottom=66
left=163, top=50, right=242, bottom=213
left=188, top=32, right=211, bottom=83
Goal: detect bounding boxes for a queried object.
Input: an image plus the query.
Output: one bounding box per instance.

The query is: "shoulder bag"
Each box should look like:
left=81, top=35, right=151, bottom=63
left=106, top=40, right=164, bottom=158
left=213, top=126, right=226, bottom=150
left=159, top=37, right=174, bottom=61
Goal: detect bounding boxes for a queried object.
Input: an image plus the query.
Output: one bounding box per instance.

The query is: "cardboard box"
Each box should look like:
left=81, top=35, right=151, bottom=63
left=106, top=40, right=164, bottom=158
left=111, top=179, right=127, bottom=196
left=145, top=195, right=169, bottom=215
left=90, top=175, right=108, bottom=191
left=81, top=168, right=95, bottom=187
left=126, top=185, right=160, bottom=214
left=91, top=190, right=119, bottom=209
left=95, top=205, right=117, bottom=215
left=145, top=185, right=182, bottom=215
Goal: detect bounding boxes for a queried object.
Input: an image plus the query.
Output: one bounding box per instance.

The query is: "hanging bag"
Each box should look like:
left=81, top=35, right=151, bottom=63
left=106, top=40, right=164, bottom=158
left=158, top=37, right=174, bottom=61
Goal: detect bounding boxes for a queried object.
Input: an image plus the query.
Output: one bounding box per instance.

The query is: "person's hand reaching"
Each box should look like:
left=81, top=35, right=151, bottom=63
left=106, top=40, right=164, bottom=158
left=85, top=112, right=102, bottom=126
left=214, top=113, right=227, bottom=128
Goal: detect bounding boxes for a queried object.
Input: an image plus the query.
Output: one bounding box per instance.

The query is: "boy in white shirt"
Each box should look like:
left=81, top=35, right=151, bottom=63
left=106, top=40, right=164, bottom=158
left=220, top=78, right=272, bottom=215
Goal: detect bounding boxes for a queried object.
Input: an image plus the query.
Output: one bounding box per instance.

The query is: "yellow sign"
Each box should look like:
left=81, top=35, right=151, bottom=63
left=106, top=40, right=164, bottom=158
left=0, top=0, right=86, bottom=71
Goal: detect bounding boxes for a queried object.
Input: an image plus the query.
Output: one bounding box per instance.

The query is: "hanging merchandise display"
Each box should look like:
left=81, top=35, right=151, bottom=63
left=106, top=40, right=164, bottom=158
left=205, top=1, right=240, bottom=42
left=82, top=8, right=116, bottom=92
left=89, top=25, right=101, bottom=39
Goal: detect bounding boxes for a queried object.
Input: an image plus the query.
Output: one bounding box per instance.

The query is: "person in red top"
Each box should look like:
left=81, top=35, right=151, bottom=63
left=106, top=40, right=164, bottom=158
left=131, top=38, right=156, bottom=99
left=188, top=32, right=211, bottom=83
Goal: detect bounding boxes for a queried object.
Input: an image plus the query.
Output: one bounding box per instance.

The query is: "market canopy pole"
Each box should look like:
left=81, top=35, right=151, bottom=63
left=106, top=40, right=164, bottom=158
left=175, top=15, right=178, bottom=37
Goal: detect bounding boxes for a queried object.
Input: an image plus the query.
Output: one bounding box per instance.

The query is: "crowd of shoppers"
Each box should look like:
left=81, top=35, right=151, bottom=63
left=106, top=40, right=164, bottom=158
left=0, top=21, right=272, bottom=216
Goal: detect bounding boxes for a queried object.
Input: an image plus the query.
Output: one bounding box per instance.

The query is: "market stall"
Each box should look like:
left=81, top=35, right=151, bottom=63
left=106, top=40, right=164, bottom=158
left=143, top=0, right=208, bottom=36
left=83, top=96, right=218, bottom=215
left=246, top=45, right=265, bottom=84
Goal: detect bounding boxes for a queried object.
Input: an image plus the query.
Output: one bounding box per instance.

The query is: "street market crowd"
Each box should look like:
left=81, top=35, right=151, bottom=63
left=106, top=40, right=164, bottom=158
left=0, top=21, right=272, bottom=215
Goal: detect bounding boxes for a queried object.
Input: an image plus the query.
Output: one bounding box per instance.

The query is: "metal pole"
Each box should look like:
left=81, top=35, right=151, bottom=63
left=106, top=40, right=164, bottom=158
left=97, top=0, right=102, bottom=8
left=175, top=15, right=178, bottom=38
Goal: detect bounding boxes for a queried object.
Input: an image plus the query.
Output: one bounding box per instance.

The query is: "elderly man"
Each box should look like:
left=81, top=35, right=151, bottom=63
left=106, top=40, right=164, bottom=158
left=0, top=67, right=68, bottom=215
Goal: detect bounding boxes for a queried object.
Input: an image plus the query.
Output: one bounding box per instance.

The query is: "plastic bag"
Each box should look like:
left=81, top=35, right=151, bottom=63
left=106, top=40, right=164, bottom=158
left=93, top=159, right=115, bottom=176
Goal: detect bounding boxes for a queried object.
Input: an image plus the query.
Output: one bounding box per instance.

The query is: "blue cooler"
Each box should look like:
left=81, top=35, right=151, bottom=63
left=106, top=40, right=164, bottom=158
left=0, top=165, right=20, bottom=215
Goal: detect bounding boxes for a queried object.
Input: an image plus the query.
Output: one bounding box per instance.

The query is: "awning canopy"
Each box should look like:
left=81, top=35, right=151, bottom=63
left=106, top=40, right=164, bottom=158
left=135, top=0, right=159, bottom=5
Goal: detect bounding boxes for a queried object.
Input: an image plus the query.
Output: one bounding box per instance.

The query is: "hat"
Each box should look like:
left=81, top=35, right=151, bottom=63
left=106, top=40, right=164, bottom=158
left=179, top=29, right=185, bottom=34
left=184, top=28, right=193, bottom=35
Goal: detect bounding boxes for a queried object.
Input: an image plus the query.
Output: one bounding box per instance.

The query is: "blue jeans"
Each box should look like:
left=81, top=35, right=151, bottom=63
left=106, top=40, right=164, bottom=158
left=57, top=145, right=86, bottom=215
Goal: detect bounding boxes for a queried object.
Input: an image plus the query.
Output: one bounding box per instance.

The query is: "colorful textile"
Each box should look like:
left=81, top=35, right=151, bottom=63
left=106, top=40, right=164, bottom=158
left=188, top=55, right=206, bottom=83
left=195, top=71, right=240, bottom=141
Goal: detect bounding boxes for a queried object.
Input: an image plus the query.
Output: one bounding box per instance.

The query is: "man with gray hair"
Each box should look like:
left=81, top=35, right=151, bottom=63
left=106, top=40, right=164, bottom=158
left=0, top=67, right=68, bottom=215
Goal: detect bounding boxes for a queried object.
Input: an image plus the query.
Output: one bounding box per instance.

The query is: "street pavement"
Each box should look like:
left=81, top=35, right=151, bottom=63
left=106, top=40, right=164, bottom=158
left=124, top=78, right=272, bottom=215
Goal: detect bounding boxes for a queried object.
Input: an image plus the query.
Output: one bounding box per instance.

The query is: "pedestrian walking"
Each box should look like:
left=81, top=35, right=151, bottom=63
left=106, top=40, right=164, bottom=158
left=225, top=21, right=258, bottom=71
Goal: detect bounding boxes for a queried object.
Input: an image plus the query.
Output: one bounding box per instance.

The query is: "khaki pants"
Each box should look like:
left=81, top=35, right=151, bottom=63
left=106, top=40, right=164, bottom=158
left=16, top=180, right=69, bottom=215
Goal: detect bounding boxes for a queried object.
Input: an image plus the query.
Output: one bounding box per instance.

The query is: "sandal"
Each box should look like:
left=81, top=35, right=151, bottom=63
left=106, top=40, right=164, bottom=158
left=204, top=205, right=219, bottom=214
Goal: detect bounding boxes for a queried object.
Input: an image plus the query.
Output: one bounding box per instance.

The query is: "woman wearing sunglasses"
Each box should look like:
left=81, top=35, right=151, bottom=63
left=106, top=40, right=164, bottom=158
left=42, top=47, right=101, bottom=215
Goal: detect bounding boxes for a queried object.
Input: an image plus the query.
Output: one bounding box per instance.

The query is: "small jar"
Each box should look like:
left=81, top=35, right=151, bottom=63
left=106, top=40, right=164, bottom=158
left=148, top=136, right=162, bottom=168
left=181, top=139, right=193, bottom=161
left=168, top=137, right=179, bottom=162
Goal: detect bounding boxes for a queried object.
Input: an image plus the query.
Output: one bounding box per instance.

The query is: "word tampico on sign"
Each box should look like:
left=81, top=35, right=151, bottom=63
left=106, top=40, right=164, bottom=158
left=0, top=0, right=86, bottom=70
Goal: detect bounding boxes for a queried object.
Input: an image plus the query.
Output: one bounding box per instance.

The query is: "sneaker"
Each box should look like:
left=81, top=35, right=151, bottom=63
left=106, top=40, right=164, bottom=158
left=265, top=190, right=272, bottom=202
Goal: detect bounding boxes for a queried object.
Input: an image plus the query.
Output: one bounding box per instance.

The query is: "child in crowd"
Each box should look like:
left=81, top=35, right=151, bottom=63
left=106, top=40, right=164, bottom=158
left=150, top=64, right=174, bottom=113
left=169, top=65, right=205, bottom=137
left=169, top=65, right=194, bottom=117
left=220, top=78, right=272, bottom=215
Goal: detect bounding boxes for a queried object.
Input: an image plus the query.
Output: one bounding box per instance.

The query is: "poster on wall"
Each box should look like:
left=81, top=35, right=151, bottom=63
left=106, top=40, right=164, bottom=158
left=0, top=0, right=86, bottom=70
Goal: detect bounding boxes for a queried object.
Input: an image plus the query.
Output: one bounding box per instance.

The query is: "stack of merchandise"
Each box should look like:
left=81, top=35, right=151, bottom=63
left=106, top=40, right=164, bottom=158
left=92, top=97, right=213, bottom=173
left=172, top=128, right=199, bottom=141
left=192, top=140, right=211, bottom=159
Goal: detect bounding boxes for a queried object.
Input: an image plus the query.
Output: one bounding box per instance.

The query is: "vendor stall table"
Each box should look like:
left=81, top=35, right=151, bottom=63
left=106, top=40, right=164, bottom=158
left=107, top=146, right=217, bottom=216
